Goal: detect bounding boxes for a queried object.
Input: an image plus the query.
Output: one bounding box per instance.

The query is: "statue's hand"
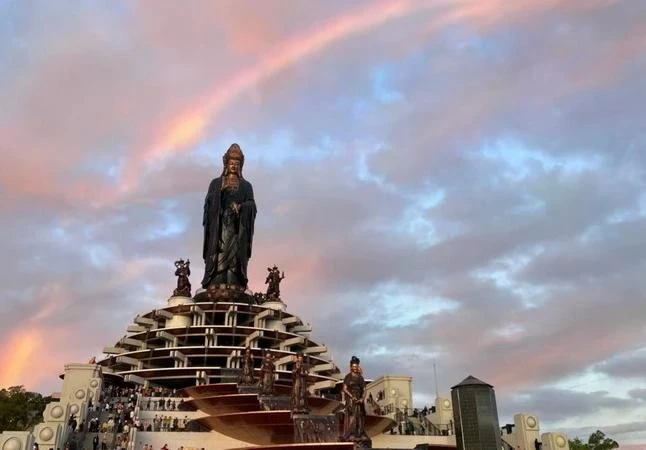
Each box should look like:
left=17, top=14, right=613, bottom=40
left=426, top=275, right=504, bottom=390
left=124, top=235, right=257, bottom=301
left=231, top=202, right=240, bottom=213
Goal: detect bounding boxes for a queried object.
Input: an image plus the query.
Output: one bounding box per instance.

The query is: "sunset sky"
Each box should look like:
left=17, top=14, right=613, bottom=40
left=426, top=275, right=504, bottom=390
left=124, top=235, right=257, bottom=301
left=1, top=0, right=646, bottom=446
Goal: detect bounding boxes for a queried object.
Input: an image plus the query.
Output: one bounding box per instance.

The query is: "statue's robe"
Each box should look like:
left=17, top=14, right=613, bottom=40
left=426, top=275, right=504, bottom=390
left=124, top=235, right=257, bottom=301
left=201, top=176, right=256, bottom=288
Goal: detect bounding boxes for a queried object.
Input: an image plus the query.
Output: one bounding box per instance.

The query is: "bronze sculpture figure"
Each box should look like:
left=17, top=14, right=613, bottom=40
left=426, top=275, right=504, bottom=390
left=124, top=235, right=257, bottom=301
left=201, top=144, right=257, bottom=289
left=265, top=265, right=285, bottom=301
left=291, top=352, right=309, bottom=414
left=342, top=356, right=369, bottom=444
left=259, top=350, right=276, bottom=394
left=173, top=259, right=192, bottom=297
left=239, top=346, right=255, bottom=385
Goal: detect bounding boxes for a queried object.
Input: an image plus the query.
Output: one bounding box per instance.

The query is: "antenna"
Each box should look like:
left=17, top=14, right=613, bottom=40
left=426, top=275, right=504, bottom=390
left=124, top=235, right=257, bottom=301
left=433, top=362, right=439, bottom=399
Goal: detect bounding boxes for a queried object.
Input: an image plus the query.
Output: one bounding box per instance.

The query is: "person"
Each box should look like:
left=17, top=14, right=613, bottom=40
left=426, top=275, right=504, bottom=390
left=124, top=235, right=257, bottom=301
left=342, top=356, right=368, bottom=442
left=291, top=352, right=309, bottom=413
left=201, top=143, right=257, bottom=289
left=239, top=346, right=255, bottom=385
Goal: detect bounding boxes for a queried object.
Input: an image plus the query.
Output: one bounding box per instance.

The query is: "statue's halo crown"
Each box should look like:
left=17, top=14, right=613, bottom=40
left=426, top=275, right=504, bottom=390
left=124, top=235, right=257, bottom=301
left=223, top=143, right=244, bottom=165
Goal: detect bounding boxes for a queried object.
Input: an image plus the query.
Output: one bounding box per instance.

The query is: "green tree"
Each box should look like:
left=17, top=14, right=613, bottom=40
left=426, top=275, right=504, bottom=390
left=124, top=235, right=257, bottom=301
left=0, top=386, right=48, bottom=432
left=569, top=437, right=589, bottom=450
left=569, top=430, right=619, bottom=450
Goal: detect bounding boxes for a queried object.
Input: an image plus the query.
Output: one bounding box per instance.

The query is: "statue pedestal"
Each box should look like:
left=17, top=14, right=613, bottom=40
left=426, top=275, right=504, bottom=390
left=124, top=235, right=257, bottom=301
left=238, top=385, right=261, bottom=394
left=258, top=395, right=290, bottom=411
left=194, top=284, right=252, bottom=303
left=293, top=414, right=340, bottom=443
left=263, top=301, right=286, bottom=312
left=167, top=295, right=194, bottom=307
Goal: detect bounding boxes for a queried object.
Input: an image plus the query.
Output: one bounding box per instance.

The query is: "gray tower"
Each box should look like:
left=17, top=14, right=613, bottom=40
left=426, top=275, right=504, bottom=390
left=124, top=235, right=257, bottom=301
left=451, top=375, right=501, bottom=450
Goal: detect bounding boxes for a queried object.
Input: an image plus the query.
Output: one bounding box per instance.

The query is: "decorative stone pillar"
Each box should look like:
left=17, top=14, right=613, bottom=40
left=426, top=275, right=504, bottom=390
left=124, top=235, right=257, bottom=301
left=0, top=432, right=33, bottom=450
left=541, top=432, right=569, bottom=450
left=165, top=299, right=193, bottom=327
left=33, top=423, right=62, bottom=449
left=513, top=413, right=541, bottom=450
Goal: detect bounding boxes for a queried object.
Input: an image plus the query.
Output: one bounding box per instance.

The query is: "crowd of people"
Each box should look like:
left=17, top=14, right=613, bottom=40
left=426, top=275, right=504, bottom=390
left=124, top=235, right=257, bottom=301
left=101, top=385, right=187, bottom=402
left=139, top=416, right=192, bottom=432
left=140, top=398, right=186, bottom=411
left=363, top=394, right=453, bottom=437
left=58, top=382, right=195, bottom=450
left=144, top=445, right=205, bottom=450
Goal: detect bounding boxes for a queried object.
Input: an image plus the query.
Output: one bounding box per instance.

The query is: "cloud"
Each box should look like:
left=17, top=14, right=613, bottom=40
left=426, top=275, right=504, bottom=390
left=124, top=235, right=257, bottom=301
left=629, top=389, right=646, bottom=402
left=595, top=349, right=646, bottom=380
left=500, top=388, right=633, bottom=423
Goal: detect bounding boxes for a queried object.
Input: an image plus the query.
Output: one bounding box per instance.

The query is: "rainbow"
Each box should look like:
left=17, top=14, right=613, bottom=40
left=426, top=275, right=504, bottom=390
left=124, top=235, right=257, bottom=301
left=119, top=0, right=434, bottom=192
left=119, top=0, right=570, bottom=194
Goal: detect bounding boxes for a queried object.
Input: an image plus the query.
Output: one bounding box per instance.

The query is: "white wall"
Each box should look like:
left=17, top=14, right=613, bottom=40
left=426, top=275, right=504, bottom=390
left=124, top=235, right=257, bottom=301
left=372, top=432, right=456, bottom=448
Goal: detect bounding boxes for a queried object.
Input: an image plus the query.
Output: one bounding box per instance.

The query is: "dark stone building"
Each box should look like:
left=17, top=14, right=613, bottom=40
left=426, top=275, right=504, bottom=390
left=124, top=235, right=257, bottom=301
left=451, top=375, right=502, bottom=450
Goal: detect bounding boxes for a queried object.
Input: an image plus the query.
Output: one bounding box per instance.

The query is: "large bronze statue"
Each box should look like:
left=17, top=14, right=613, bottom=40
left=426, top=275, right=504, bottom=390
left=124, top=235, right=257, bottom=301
left=342, top=356, right=369, bottom=443
left=201, top=144, right=257, bottom=289
left=291, top=352, right=309, bottom=414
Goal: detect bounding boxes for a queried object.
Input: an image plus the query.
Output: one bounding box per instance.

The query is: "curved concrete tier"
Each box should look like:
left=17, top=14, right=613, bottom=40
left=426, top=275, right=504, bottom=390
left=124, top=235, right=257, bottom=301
left=93, top=288, right=407, bottom=449
left=193, top=394, right=342, bottom=416
left=98, top=298, right=343, bottom=391
left=182, top=383, right=240, bottom=398
left=182, top=383, right=291, bottom=399
left=196, top=408, right=394, bottom=445
left=188, top=393, right=261, bottom=415
left=227, top=443, right=355, bottom=450
left=197, top=410, right=294, bottom=445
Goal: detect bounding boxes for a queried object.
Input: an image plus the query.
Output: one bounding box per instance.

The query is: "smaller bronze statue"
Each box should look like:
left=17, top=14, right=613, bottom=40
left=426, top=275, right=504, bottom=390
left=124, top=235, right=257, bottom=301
left=173, top=259, right=192, bottom=297
left=291, top=352, right=309, bottom=414
left=239, top=346, right=255, bottom=385
left=259, top=350, right=276, bottom=394
left=265, top=265, right=285, bottom=301
left=342, top=356, right=370, bottom=445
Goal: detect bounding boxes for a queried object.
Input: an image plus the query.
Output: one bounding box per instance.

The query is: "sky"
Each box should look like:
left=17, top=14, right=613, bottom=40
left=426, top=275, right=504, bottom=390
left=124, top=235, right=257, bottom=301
left=0, top=0, right=645, bottom=446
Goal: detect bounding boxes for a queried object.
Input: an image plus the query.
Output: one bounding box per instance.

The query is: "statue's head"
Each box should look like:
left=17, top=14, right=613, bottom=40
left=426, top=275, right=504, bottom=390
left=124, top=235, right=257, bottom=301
left=223, top=143, right=244, bottom=177
left=350, top=355, right=361, bottom=374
